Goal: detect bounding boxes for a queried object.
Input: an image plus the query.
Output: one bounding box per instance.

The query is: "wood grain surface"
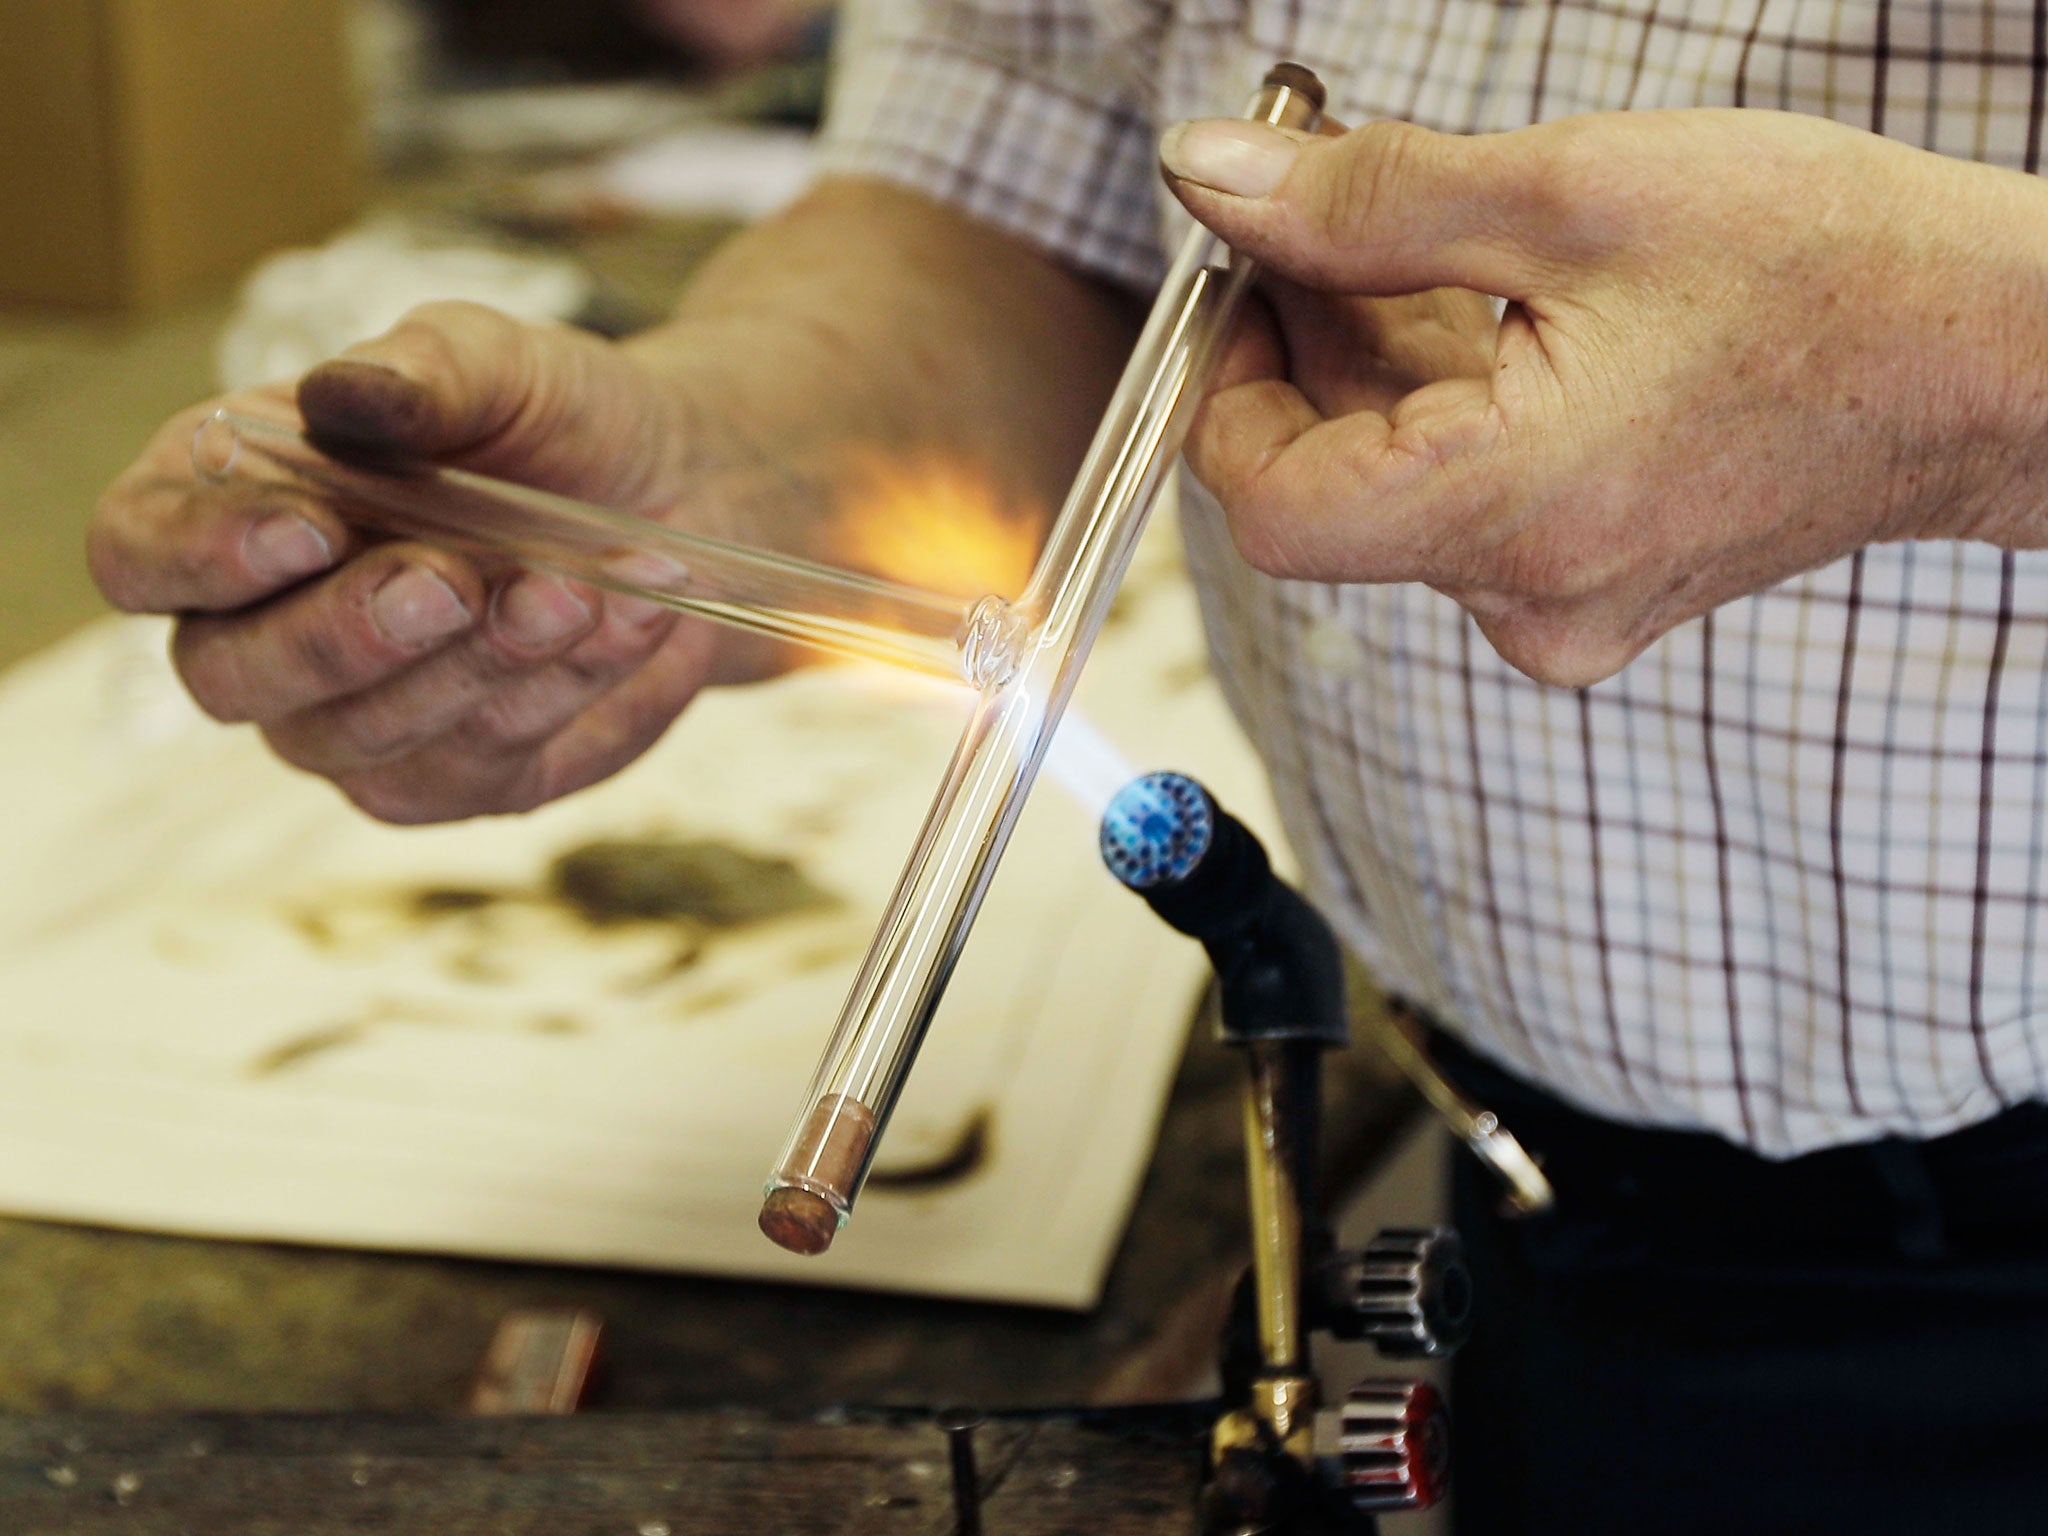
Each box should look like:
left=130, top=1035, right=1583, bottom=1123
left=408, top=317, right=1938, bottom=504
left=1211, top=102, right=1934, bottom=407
left=0, top=1407, right=1210, bottom=1535
left=0, top=1010, right=1417, bottom=1415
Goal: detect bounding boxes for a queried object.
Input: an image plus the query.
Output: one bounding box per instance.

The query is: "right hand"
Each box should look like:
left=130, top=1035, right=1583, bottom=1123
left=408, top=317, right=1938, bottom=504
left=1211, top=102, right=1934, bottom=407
left=88, top=301, right=731, bottom=824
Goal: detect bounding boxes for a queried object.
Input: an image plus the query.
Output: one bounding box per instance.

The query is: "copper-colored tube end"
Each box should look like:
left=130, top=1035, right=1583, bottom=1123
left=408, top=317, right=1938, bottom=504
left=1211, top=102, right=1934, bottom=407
left=1263, top=62, right=1327, bottom=112
left=758, top=1093, right=878, bottom=1255
left=759, top=1187, right=842, bottom=1255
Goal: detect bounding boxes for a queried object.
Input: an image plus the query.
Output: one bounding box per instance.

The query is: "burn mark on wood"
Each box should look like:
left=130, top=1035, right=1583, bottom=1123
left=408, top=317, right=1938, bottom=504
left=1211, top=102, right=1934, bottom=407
left=548, top=839, right=837, bottom=929
left=249, top=1022, right=374, bottom=1076
left=250, top=836, right=845, bottom=1075
left=409, top=887, right=503, bottom=916
left=618, top=932, right=708, bottom=993
left=787, top=938, right=867, bottom=975
left=249, top=999, right=473, bottom=1075
left=289, top=909, right=339, bottom=950
left=673, top=983, right=752, bottom=1019
left=865, top=1109, right=994, bottom=1192
left=251, top=1004, right=604, bottom=1076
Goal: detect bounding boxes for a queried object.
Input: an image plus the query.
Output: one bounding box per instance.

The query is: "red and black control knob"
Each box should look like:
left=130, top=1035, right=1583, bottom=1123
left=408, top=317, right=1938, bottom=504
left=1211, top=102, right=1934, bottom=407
left=1320, top=1379, right=1452, bottom=1514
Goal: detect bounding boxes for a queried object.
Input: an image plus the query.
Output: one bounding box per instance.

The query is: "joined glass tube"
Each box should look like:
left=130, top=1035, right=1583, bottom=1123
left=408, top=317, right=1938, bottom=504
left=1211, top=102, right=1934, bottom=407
left=180, top=64, right=1327, bottom=1257
left=758, top=64, right=1327, bottom=1254
left=194, top=409, right=1016, bottom=685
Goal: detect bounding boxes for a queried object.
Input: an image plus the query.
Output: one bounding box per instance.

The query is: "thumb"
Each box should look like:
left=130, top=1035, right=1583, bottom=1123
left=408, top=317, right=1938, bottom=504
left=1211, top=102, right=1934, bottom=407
left=1160, top=117, right=1553, bottom=300
left=295, top=301, right=683, bottom=511
left=298, top=300, right=558, bottom=462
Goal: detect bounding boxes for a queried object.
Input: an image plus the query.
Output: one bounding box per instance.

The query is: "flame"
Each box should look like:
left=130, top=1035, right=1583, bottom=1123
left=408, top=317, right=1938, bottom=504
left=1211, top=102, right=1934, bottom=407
left=830, top=451, right=1042, bottom=603
left=1043, top=708, right=1139, bottom=818
left=822, top=452, right=1144, bottom=814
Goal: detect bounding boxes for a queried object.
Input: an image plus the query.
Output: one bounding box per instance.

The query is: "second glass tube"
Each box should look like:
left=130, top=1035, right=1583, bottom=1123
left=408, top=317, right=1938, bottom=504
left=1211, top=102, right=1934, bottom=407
left=759, top=63, right=1328, bottom=1253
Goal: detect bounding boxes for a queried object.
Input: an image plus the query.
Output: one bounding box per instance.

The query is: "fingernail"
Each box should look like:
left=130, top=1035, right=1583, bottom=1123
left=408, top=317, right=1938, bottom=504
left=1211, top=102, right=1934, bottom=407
left=1160, top=120, right=1301, bottom=198
left=243, top=511, right=334, bottom=583
left=607, top=592, right=671, bottom=628
left=372, top=565, right=472, bottom=647
left=494, top=575, right=593, bottom=648
left=601, top=551, right=689, bottom=594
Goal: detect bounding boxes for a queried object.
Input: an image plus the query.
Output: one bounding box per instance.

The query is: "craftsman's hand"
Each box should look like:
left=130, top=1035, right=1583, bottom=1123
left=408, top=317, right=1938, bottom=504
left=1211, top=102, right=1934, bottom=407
left=1162, top=109, right=2048, bottom=685
left=89, top=180, right=1141, bottom=825
left=88, top=303, right=727, bottom=823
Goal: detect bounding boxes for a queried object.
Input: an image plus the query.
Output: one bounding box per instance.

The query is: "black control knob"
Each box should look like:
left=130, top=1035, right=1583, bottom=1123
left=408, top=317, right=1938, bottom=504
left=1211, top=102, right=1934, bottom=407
left=1316, top=1227, right=1472, bottom=1358
left=1318, top=1379, right=1451, bottom=1514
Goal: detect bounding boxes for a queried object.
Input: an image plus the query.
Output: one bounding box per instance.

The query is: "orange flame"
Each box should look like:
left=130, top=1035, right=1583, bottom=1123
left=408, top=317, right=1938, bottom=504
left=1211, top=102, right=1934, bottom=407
left=830, top=450, right=1042, bottom=603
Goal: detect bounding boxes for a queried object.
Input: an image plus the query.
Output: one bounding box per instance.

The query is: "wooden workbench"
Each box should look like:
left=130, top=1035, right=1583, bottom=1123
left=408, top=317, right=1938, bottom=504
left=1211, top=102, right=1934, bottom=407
left=0, top=1406, right=1213, bottom=1535
left=0, top=1006, right=1417, bottom=1416
left=0, top=1013, right=1422, bottom=1533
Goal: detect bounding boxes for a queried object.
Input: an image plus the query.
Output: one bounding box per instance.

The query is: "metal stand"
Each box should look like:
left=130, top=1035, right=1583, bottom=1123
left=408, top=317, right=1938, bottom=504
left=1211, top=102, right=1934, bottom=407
left=1101, top=773, right=1470, bottom=1535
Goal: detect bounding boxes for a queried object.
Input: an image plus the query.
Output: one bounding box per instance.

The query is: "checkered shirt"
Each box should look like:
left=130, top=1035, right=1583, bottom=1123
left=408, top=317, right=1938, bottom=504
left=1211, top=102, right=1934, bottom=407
left=819, top=0, right=2048, bottom=1155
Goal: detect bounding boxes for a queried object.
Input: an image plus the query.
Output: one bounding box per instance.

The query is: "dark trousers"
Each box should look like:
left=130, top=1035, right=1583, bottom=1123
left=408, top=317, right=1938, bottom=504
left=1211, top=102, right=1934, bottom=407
left=1432, top=1035, right=2048, bottom=1535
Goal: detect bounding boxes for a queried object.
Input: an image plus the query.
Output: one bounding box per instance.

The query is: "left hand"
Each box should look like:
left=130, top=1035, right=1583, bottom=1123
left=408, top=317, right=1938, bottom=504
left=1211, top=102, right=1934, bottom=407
left=1162, top=108, right=2048, bottom=685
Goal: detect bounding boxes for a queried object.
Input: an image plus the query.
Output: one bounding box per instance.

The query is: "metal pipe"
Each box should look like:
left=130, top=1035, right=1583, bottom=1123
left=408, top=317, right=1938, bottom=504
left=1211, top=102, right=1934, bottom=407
left=1372, top=1010, right=1555, bottom=1215
left=1242, top=1043, right=1311, bottom=1374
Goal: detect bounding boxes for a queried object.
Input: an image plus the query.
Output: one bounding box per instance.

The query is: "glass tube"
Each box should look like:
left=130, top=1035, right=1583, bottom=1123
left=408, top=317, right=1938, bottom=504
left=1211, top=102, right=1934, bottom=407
left=193, top=409, right=1012, bottom=685
left=759, top=64, right=1327, bottom=1254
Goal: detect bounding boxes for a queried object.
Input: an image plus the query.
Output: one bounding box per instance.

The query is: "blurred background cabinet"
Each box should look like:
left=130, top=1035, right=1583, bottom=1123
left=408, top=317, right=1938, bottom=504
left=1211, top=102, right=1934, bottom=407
left=0, top=0, right=365, bottom=311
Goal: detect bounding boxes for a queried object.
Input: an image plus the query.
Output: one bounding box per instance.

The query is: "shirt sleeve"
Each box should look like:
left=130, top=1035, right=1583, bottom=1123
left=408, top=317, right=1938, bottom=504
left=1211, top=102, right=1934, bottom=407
left=817, top=0, right=1167, bottom=291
